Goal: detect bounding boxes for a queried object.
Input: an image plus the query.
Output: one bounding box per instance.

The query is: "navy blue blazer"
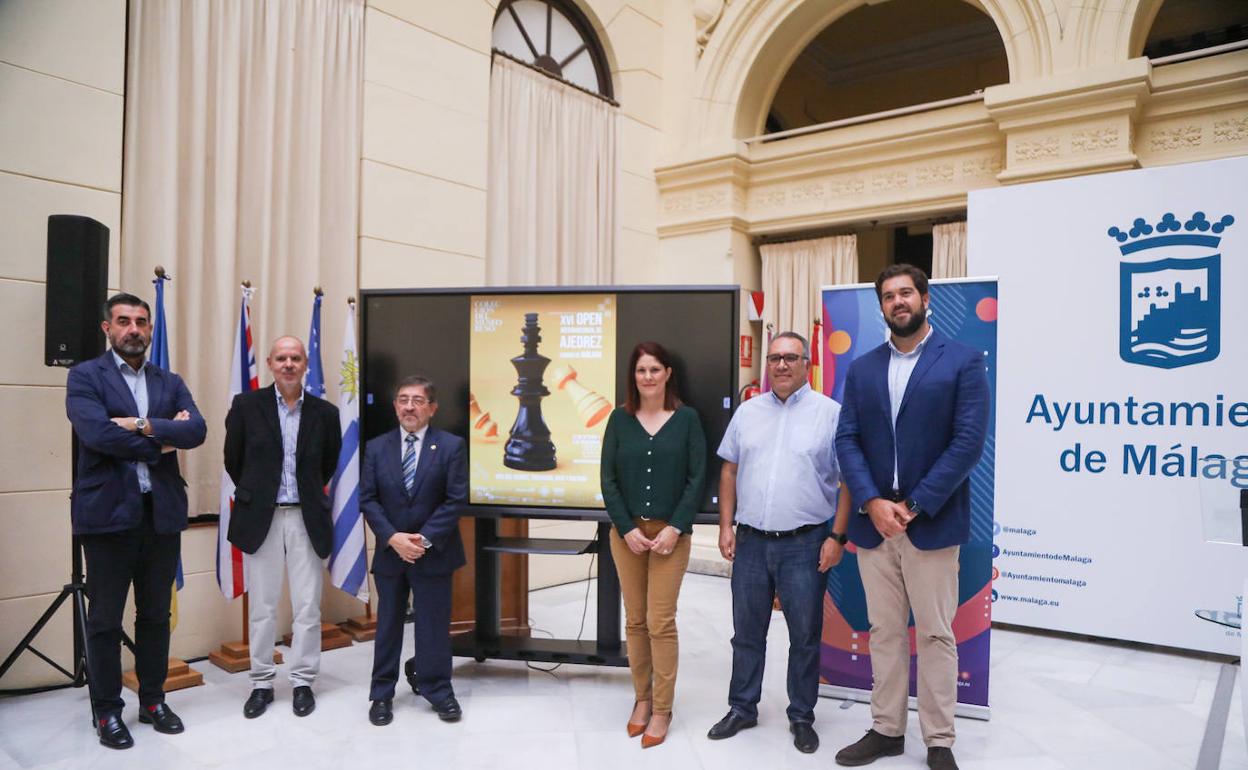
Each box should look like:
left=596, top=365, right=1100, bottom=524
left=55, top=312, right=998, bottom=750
left=360, top=427, right=467, bottom=577
left=65, top=351, right=208, bottom=535
left=835, top=330, right=989, bottom=551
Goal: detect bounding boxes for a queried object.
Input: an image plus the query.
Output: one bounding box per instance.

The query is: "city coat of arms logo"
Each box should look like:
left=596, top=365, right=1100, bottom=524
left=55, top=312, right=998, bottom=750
left=1109, top=212, right=1234, bottom=369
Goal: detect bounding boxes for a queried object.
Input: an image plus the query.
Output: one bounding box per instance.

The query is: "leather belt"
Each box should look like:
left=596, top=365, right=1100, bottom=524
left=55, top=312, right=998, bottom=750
left=737, top=522, right=822, bottom=539
left=275, top=503, right=301, bottom=509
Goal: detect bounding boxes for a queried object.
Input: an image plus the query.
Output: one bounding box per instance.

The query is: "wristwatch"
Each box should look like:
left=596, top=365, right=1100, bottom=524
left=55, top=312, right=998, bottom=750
left=134, top=417, right=148, bottom=433
left=418, top=534, right=433, bottom=549
left=828, top=531, right=848, bottom=546
left=906, top=498, right=924, bottom=516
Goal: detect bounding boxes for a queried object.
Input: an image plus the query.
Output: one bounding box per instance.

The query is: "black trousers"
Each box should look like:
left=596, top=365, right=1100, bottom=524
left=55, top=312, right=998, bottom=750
left=80, top=495, right=180, bottom=716
left=370, top=570, right=453, bottom=705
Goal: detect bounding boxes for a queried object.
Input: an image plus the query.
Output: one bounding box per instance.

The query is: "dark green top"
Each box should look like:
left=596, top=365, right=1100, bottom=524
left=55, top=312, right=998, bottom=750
left=601, top=405, right=707, bottom=536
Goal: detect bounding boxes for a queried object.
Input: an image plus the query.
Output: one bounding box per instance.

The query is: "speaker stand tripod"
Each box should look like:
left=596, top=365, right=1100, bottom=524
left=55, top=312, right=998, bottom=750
left=0, top=534, right=91, bottom=690
left=0, top=435, right=134, bottom=727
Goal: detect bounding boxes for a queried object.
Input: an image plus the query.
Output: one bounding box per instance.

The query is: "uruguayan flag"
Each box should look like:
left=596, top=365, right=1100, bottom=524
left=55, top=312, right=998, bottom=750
left=327, top=305, right=368, bottom=600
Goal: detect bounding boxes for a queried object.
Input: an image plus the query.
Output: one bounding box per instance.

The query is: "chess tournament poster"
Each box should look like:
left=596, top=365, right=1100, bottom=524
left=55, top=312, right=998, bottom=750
left=468, top=293, right=617, bottom=507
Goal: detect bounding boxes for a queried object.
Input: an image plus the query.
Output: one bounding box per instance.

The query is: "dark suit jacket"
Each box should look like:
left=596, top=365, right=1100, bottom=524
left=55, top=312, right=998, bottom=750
left=223, top=384, right=341, bottom=558
left=65, top=351, right=208, bottom=535
left=835, top=329, right=990, bottom=551
left=360, top=427, right=467, bottom=577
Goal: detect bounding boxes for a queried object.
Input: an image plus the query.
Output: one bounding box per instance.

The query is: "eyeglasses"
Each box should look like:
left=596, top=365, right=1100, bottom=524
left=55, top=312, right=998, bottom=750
left=395, top=396, right=431, bottom=407
left=765, top=353, right=807, bottom=365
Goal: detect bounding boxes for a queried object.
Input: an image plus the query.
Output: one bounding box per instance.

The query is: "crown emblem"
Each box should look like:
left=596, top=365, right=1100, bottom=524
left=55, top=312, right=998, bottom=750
left=1107, top=212, right=1234, bottom=254
left=1111, top=211, right=1230, bottom=370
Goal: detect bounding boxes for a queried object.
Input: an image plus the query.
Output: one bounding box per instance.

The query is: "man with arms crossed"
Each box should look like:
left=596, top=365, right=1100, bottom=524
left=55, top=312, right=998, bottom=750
left=66, top=292, right=207, bottom=748
left=707, top=331, right=851, bottom=754
left=834, top=265, right=989, bottom=770
left=360, top=375, right=467, bottom=726
left=224, top=335, right=341, bottom=718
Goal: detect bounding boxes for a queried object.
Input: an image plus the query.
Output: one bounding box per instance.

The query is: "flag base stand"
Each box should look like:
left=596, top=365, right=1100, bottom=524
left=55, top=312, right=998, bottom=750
left=208, top=642, right=283, bottom=673
left=123, top=658, right=203, bottom=692
left=339, top=614, right=376, bottom=642
left=282, top=623, right=353, bottom=652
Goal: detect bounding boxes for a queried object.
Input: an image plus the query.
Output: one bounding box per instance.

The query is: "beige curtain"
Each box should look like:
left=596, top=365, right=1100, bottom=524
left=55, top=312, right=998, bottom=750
left=760, top=234, right=858, bottom=346
left=487, top=56, right=617, bottom=286
left=121, top=0, right=364, bottom=515
left=932, top=221, right=968, bottom=278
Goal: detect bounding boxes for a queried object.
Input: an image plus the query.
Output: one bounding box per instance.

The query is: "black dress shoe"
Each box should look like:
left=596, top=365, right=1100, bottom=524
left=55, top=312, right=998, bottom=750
left=404, top=657, right=420, bottom=696
left=432, top=695, right=462, bottom=722
left=835, top=729, right=905, bottom=766
left=369, top=698, right=393, bottom=726
left=791, top=721, right=819, bottom=753
left=292, top=686, right=316, bottom=717
left=138, top=702, right=185, bottom=734
left=927, top=746, right=960, bottom=770
left=243, top=688, right=274, bottom=719
left=96, top=713, right=134, bottom=750
left=706, top=710, right=757, bottom=740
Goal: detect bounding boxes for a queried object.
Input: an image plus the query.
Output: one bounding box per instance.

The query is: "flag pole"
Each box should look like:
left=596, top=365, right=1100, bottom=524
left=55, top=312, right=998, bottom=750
left=351, top=295, right=373, bottom=623
left=241, top=280, right=250, bottom=646
left=118, top=266, right=204, bottom=694
left=348, top=295, right=371, bottom=621
left=337, top=295, right=376, bottom=640
left=209, top=280, right=285, bottom=671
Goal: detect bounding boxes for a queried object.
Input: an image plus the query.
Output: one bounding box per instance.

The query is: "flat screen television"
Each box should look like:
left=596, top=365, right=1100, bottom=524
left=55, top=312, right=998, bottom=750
left=360, top=286, right=740, bottom=515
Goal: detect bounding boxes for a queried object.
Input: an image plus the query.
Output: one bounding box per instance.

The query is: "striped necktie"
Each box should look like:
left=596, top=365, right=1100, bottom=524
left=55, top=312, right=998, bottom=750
left=403, top=433, right=419, bottom=493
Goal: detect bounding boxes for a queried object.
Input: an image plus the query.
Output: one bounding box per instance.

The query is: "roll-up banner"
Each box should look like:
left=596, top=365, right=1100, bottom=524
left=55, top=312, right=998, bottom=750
left=819, top=279, right=999, bottom=717
left=968, top=156, right=1247, bottom=655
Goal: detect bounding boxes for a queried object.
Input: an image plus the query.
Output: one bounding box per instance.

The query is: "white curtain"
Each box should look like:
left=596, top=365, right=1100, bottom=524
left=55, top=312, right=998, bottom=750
left=932, top=221, right=968, bottom=278
left=121, top=0, right=364, bottom=515
left=760, top=234, right=858, bottom=346
left=487, top=56, right=617, bottom=286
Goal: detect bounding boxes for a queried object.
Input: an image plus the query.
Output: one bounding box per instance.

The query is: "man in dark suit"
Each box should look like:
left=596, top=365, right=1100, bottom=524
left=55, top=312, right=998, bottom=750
left=360, top=375, right=467, bottom=726
left=65, top=293, right=207, bottom=749
left=833, top=265, right=989, bottom=770
left=223, top=335, right=341, bottom=719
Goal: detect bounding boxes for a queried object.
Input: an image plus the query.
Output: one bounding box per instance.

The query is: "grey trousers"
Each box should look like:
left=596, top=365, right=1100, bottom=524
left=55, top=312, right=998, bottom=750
left=245, top=507, right=324, bottom=688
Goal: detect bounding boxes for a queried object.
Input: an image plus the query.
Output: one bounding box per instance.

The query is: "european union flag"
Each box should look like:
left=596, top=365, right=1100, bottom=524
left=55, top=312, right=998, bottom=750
left=306, top=291, right=326, bottom=397
left=151, top=271, right=182, bottom=592
left=151, top=272, right=170, bottom=371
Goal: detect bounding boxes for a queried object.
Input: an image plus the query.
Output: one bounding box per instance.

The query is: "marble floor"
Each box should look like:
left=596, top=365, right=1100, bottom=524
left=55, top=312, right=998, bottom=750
left=0, top=573, right=1243, bottom=769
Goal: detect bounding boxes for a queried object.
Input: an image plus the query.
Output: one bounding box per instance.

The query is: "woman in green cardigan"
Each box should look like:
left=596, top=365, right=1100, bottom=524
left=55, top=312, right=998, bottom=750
left=601, top=341, right=707, bottom=749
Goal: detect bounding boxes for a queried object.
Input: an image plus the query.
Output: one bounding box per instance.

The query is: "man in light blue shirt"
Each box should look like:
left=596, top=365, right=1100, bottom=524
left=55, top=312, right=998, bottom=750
left=707, top=331, right=852, bottom=755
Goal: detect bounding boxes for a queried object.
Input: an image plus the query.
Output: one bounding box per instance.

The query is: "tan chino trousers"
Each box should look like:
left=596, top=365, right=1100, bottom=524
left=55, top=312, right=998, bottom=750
left=609, top=519, right=691, bottom=715
left=857, top=532, right=960, bottom=748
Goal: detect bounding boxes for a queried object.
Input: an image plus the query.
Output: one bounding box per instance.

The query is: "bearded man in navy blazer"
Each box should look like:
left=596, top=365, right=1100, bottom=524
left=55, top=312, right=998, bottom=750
left=66, top=293, right=207, bottom=749
left=833, top=265, right=989, bottom=770
left=360, top=375, right=467, bottom=726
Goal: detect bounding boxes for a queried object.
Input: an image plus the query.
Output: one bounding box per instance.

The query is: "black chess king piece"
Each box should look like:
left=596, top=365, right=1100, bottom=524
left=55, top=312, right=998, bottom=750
left=504, top=312, right=557, bottom=471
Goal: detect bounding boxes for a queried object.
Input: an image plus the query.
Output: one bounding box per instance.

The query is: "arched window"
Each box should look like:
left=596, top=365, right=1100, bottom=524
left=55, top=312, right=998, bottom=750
left=1143, top=0, right=1248, bottom=60
left=492, top=0, right=613, bottom=100
left=764, top=0, right=1007, bottom=134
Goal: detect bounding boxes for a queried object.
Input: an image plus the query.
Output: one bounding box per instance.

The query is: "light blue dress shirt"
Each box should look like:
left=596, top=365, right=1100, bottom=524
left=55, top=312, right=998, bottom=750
left=887, top=325, right=933, bottom=488
left=717, top=383, right=841, bottom=531
left=276, top=389, right=303, bottom=504
left=112, top=351, right=152, bottom=494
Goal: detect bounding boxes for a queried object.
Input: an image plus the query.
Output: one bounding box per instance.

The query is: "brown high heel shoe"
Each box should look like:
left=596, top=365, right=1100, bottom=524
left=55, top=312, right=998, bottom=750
left=641, top=712, right=671, bottom=748
left=627, top=701, right=650, bottom=737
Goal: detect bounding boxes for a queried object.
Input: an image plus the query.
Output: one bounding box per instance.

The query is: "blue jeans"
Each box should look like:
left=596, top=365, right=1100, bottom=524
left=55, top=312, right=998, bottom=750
left=728, top=522, right=828, bottom=724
